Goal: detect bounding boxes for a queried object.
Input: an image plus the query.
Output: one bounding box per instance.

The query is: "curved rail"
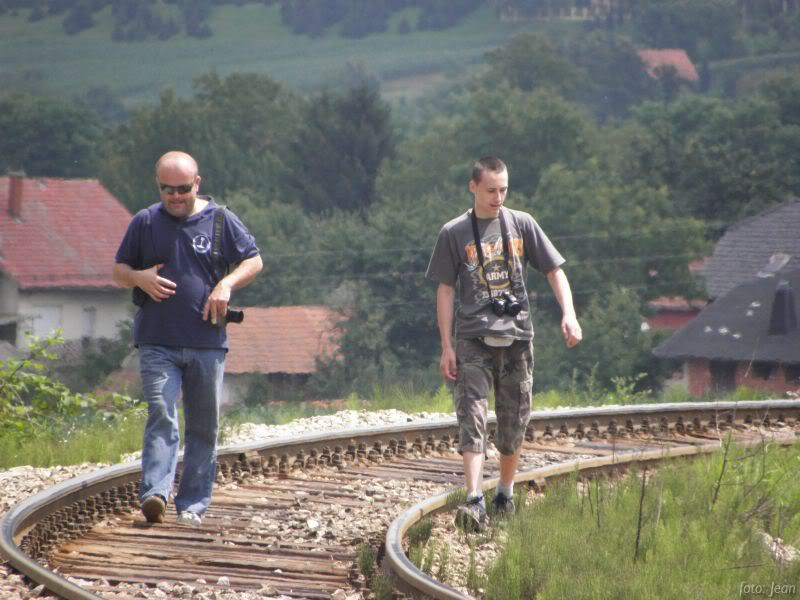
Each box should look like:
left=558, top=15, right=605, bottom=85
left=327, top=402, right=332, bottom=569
left=2, top=400, right=799, bottom=599
left=1, top=419, right=463, bottom=599
left=384, top=400, right=800, bottom=599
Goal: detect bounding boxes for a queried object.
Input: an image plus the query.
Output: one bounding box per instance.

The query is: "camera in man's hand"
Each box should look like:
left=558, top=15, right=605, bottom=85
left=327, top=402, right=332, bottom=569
left=226, top=308, right=244, bottom=324
left=491, top=291, right=522, bottom=317
left=213, top=308, right=244, bottom=327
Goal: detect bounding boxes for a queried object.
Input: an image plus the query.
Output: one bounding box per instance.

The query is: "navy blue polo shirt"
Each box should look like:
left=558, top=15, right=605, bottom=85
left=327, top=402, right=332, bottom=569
left=115, top=197, right=259, bottom=349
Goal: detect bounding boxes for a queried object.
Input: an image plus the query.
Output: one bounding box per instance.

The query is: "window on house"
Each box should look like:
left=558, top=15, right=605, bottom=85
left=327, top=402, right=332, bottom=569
left=752, top=362, right=774, bottom=380
left=710, top=360, right=737, bottom=393
left=785, top=364, right=800, bottom=384
left=82, top=306, right=97, bottom=339
left=0, top=323, right=15, bottom=345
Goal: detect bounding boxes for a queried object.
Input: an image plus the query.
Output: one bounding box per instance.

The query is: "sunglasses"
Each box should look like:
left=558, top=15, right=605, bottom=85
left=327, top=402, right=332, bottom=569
left=159, top=182, right=194, bottom=195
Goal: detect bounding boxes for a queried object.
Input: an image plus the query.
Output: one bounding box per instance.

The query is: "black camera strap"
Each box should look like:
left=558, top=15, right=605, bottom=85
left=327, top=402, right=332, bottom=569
left=211, top=205, right=227, bottom=283
left=469, top=207, right=514, bottom=302
left=209, top=204, right=244, bottom=325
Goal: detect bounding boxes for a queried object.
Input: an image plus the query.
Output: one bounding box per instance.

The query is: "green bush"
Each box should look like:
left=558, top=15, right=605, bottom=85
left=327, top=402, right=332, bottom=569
left=0, top=331, right=144, bottom=468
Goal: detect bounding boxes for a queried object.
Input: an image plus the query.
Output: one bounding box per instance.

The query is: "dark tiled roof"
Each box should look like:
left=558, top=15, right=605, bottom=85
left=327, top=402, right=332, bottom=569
left=0, top=176, right=132, bottom=289
left=653, top=269, right=800, bottom=363
left=705, top=199, right=800, bottom=298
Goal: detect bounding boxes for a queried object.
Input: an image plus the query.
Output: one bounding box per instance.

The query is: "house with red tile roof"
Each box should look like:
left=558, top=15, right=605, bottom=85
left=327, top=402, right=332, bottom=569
left=222, top=305, right=340, bottom=405
left=638, top=49, right=699, bottom=82
left=105, top=305, right=341, bottom=406
left=0, top=174, right=132, bottom=347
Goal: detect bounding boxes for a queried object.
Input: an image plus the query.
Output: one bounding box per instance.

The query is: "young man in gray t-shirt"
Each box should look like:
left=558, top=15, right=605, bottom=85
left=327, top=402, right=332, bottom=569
left=425, top=156, right=582, bottom=530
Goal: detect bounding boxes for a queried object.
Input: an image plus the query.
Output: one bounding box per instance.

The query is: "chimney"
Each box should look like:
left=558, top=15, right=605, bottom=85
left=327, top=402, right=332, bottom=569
left=8, top=172, right=24, bottom=219
left=768, top=279, right=798, bottom=335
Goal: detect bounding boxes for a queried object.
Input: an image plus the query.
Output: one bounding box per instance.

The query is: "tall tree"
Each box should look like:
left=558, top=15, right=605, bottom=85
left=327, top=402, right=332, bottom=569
left=633, top=0, right=740, bottom=61
left=529, top=162, right=708, bottom=309
left=533, top=286, right=670, bottom=392
left=0, top=93, right=101, bottom=177
left=484, top=33, right=589, bottom=100
left=284, top=82, right=395, bottom=215
left=567, top=31, right=655, bottom=120
left=610, top=95, right=800, bottom=225
left=462, top=85, right=593, bottom=196
left=100, top=72, right=299, bottom=211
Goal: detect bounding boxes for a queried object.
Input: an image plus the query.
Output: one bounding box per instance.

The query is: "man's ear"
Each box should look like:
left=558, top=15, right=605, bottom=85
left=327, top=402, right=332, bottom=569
left=468, top=179, right=477, bottom=194
left=195, top=175, right=202, bottom=190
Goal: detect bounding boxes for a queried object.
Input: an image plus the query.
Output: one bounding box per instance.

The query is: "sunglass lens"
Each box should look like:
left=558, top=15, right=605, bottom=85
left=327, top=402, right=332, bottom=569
left=159, top=183, right=194, bottom=194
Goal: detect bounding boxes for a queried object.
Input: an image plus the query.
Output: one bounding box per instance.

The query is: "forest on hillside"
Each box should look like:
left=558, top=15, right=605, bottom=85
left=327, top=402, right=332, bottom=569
left=1, top=0, right=799, bottom=42
left=2, top=0, right=800, bottom=398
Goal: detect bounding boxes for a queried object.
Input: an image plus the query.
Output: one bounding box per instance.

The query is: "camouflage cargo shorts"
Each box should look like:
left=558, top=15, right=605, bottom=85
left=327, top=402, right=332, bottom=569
left=454, top=337, right=534, bottom=456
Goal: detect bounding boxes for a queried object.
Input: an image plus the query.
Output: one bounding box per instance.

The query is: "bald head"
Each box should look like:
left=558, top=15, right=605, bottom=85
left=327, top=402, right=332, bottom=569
left=155, top=151, right=199, bottom=178
left=155, top=151, right=203, bottom=218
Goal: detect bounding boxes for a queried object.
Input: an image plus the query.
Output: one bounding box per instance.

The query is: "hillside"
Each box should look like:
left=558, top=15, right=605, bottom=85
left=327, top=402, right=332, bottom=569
left=0, top=3, right=557, bottom=104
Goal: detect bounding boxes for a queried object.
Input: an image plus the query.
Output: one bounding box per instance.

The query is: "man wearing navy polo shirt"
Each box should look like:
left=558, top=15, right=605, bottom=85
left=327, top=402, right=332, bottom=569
left=113, top=151, right=262, bottom=527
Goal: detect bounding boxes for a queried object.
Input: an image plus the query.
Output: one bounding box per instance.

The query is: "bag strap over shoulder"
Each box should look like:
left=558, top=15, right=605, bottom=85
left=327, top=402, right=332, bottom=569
left=211, top=205, right=228, bottom=282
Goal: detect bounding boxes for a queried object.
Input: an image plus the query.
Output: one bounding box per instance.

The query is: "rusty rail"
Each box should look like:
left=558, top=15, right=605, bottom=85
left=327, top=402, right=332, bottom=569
left=1, top=400, right=798, bottom=599
left=384, top=400, right=800, bottom=599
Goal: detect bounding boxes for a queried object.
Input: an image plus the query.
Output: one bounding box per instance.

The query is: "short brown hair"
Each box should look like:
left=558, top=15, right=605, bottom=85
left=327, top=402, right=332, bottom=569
left=471, top=156, right=507, bottom=183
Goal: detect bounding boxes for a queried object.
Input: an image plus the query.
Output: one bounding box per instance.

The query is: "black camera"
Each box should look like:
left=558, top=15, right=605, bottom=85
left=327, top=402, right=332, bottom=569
left=213, top=308, right=244, bottom=327
left=491, top=291, right=522, bottom=317
left=226, top=308, right=244, bottom=324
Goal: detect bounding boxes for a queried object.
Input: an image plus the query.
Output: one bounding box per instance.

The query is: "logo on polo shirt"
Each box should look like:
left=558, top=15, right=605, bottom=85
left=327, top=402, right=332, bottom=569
left=193, top=235, right=211, bottom=254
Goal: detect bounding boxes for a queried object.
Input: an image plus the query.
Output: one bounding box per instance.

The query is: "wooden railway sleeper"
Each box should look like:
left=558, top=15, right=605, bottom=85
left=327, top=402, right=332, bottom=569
left=4, top=401, right=800, bottom=600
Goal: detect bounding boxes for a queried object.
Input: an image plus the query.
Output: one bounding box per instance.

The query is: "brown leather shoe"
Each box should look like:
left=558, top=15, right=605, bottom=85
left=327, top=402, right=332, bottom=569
left=141, top=495, right=166, bottom=523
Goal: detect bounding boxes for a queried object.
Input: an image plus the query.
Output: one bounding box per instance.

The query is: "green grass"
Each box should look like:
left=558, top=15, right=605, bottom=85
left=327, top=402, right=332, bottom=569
left=0, top=412, right=147, bottom=469
left=484, top=442, right=800, bottom=600
left=0, top=382, right=455, bottom=469
left=0, top=3, right=561, bottom=105
left=533, top=380, right=777, bottom=410
left=0, top=384, right=782, bottom=469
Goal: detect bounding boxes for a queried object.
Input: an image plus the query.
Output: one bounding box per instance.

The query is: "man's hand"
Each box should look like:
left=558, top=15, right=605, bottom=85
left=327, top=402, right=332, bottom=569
left=203, top=280, right=232, bottom=325
left=562, top=315, right=582, bottom=348
left=440, top=346, right=457, bottom=381
left=136, top=264, right=177, bottom=302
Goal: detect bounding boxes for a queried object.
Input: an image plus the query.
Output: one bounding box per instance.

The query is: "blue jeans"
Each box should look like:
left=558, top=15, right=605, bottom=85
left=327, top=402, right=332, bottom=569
left=138, top=344, right=225, bottom=515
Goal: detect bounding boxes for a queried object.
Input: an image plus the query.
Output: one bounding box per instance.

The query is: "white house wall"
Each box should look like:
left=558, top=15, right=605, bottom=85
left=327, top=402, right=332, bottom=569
left=17, top=288, right=132, bottom=347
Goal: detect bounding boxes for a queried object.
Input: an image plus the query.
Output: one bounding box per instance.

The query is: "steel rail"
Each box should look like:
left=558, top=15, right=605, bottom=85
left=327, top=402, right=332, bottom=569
left=1, top=400, right=799, bottom=599
left=384, top=400, right=800, bottom=600
left=0, top=419, right=462, bottom=600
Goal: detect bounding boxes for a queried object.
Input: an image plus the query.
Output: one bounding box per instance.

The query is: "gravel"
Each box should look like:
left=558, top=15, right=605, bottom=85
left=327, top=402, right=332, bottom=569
left=0, top=409, right=454, bottom=600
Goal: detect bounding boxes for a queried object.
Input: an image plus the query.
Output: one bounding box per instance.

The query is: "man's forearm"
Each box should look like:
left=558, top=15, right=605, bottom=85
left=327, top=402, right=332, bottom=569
left=436, top=283, right=456, bottom=348
left=112, top=263, right=139, bottom=289
left=546, top=267, right=576, bottom=318
left=219, top=255, right=263, bottom=292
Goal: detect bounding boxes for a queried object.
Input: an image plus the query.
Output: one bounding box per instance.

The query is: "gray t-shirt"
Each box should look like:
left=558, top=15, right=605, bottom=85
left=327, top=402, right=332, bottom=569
left=425, top=207, right=564, bottom=341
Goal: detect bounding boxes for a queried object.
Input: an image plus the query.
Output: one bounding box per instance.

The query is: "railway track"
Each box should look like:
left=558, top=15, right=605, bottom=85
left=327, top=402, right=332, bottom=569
left=1, top=400, right=799, bottom=599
